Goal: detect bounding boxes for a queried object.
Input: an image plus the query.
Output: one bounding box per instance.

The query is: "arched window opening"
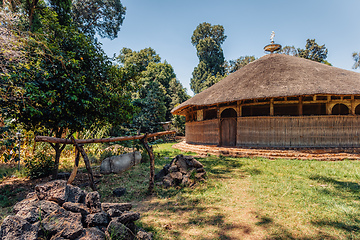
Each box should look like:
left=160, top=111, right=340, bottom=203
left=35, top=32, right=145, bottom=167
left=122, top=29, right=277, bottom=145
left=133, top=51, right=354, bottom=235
left=204, top=109, right=217, bottom=120
left=332, top=104, right=349, bottom=115
left=242, top=104, right=270, bottom=117
left=303, top=103, right=326, bottom=116
left=221, top=108, right=237, bottom=118
left=274, top=104, right=298, bottom=116
left=355, top=105, right=360, bottom=115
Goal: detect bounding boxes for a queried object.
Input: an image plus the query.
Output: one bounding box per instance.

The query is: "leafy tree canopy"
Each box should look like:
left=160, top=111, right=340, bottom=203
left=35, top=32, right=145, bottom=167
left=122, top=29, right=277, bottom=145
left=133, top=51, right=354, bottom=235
left=280, top=39, right=329, bottom=64
left=191, top=22, right=226, bottom=47
left=2, top=0, right=126, bottom=39
left=72, top=0, right=126, bottom=39
left=116, top=48, right=189, bottom=133
left=190, top=22, right=227, bottom=94
left=115, top=47, right=161, bottom=83
left=226, top=56, right=257, bottom=74
left=1, top=0, right=132, bottom=176
left=297, top=39, right=328, bottom=63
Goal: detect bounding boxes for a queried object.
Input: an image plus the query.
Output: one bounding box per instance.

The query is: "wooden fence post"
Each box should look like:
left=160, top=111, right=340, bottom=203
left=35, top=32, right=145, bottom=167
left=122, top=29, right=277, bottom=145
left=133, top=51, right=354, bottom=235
left=140, top=134, right=155, bottom=194
left=67, top=145, right=80, bottom=185
left=70, top=136, right=96, bottom=191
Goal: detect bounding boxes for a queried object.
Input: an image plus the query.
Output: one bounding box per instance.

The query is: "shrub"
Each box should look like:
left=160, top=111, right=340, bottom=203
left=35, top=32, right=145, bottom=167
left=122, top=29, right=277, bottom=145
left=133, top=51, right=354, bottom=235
left=25, top=152, right=55, bottom=179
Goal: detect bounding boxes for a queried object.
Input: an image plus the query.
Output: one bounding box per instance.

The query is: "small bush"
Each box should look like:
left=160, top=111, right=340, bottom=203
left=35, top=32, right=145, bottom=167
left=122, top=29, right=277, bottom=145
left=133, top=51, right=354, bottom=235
left=99, top=150, right=115, bottom=162
left=25, top=152, right=55, bottom=179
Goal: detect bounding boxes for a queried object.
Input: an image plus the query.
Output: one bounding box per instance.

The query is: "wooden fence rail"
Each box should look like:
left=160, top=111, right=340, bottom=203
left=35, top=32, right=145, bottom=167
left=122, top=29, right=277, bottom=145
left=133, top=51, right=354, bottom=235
left=35, top=130, right=176, bottom=193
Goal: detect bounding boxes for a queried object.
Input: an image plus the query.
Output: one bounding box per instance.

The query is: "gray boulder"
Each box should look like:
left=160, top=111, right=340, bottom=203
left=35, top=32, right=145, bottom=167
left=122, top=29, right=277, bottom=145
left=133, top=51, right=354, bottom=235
left=35, top=180, right=67, bottom=204
left=101, top=202, right=132, bottom=213
left=85, top=191, right=102, bottom=213
left=15, top=200, right=60, bottom=224
left=76, top=227, right=105, bottom=240
left=106, top=220, right=133, bottom=240
left=42, top=208, right=83, bottom=239
left=0, top=215, right=39, bottom=240
left=62, top=202, right=90, bottom=217
left=100, top=151, right=141, bottom=174
left=85, top=212, right=109, bottom=227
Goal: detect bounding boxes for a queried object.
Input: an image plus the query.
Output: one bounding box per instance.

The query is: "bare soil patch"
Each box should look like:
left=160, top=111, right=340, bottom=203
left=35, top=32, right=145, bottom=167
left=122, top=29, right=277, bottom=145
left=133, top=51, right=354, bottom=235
left=173, top=141, right=360, bottom=160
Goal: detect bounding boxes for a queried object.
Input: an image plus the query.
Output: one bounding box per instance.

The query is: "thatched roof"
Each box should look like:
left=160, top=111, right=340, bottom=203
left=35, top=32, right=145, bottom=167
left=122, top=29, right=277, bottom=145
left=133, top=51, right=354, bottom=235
left=172, top=54, right=360, bottom=115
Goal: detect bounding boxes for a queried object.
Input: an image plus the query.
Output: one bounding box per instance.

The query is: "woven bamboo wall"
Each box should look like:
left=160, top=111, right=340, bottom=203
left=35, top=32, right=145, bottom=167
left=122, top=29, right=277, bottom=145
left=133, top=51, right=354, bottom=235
left=186, top=119, right=219, bottom=145
left=237, top=115, right=360, bottom=147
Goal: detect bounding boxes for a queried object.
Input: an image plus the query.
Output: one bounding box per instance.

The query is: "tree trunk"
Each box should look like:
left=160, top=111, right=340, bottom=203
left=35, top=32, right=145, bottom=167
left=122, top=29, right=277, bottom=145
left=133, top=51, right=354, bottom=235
left=51, top=128, right=64, bottom=179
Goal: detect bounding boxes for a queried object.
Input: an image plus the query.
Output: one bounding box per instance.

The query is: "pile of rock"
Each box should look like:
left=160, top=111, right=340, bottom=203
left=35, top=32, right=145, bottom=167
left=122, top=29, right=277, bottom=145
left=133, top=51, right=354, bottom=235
left=155, top=155, right=206, bottom=188
left=0, top=180, right=152, bottom=240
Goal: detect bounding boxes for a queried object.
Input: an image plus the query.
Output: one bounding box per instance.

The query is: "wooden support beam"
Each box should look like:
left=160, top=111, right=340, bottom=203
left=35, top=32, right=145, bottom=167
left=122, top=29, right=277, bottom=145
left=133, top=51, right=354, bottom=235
left=70, top=135, right=96, bottom=190
left=67, top=146, right=80, bottom=185
left=140, top=134, right=155, bottom=194
left=36, top=131, right=176, bottom=193
left=35, top=131, right=176, bottom=144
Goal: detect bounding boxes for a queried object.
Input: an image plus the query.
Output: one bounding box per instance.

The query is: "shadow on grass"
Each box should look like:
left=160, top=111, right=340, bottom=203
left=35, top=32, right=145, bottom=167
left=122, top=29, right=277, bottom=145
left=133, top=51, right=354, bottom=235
left=253, top=214, right=338, bottom=240
left=307, top=174, right=360, bottom=237
left=309, top=174, right=360, bottom=196
left=200, top=156, right=244, bottom=176
left=312, top=220, right=360, bottom=232
left=255, top=216, right=273, bottom=226
left=140, top=198, right=254, bottom=240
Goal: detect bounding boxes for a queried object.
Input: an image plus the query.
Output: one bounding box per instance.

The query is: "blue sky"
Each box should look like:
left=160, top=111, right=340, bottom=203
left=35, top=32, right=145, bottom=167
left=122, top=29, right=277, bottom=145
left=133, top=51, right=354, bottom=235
left=99, top=0, right=360, bottom=96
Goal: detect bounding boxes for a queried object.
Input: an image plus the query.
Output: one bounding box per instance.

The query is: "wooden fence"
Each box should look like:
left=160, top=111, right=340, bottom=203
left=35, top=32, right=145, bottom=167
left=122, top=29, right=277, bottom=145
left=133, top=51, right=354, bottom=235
left=186, top=119, right=219, bottom=145
left=186, top=116, right=360, bottom=147
left=237, top=115, right=360, bottom=147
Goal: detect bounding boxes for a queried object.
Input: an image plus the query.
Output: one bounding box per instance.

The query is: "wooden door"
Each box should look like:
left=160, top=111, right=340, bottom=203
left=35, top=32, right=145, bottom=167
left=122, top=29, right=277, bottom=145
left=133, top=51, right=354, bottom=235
left=221, top=118, right=236, bottom=146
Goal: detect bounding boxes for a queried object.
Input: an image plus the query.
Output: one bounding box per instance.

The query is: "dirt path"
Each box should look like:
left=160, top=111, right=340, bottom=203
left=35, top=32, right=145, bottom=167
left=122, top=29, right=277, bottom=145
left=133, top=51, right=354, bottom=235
left=134, top=168, right=268, bottom=240
left=173, top=141, right=360, bottom=161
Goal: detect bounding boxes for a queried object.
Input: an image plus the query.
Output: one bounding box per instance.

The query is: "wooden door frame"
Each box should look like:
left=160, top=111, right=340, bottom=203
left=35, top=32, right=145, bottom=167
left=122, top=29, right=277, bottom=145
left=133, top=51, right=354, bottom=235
left=220, top=117, right=237, bottom=146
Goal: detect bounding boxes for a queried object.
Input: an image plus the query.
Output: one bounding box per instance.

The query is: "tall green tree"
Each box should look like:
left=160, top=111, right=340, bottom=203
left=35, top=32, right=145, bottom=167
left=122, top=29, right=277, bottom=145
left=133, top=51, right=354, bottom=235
left=169, top=78, right=189, bottom=135
left=116, top=47, right=161, bottom=83
left=190, top=22, right=227, bottom=94
left=72, top=0, right=126, bottom=39
left=280, top=39, right=329, bottom=64
left=1, top=1, right=134, bottom=177
left=116, top=48, right=189, bottom=133
left=297, top=39, right=328, bottom=63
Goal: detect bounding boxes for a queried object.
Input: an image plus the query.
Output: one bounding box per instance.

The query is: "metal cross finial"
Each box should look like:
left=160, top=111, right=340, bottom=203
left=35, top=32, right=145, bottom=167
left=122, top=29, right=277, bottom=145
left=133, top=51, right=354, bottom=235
left=270, top=31, right=275, bottom=43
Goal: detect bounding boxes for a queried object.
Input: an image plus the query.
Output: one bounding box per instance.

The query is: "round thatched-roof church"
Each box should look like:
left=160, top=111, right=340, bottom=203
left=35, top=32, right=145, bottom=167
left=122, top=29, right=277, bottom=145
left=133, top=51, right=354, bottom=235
left=171, top=54, right=360, bottom=147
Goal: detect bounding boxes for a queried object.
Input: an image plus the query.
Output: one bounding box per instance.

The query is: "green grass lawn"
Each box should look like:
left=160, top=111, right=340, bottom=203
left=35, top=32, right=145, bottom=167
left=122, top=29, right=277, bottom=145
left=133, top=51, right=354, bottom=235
left=1, top=142, right=360, bottom=239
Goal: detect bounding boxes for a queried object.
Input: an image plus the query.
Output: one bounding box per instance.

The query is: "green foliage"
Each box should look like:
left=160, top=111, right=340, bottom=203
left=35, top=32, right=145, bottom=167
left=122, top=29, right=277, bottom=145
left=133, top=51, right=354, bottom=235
left=133, top=78, right=167, bottom=133
left=72, top=0, right=126, bottom=39
left=25, top=152, right=55, bottom=179
left=116, top=48, right=189, bottom=133
left=191, top=22, right=226, bottom=47
left=353, top=52, right=360, bottom=69
left=49, top=0, right=72, bottom=26
left=0, top=185, right=23, bottom=208
left=191, top=61, right=224, bottom=94
left=116, top=47, right=161, bottom=82
left=279, top=45, right=298, bottom=56
left=172, top=115, right=186, bottom=135
left=1, top=3, right=134, bottom=177
left=280, top=39, right=329, bottom=64
left=190, top=22, right=227, bottom=94
left=226, top=55, right=257, bottom=74
left=0, top=125, right=17, bottom=163
left=99, top=150, right=115, bottom=162
left=297, top=39, right=328, bottom=63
